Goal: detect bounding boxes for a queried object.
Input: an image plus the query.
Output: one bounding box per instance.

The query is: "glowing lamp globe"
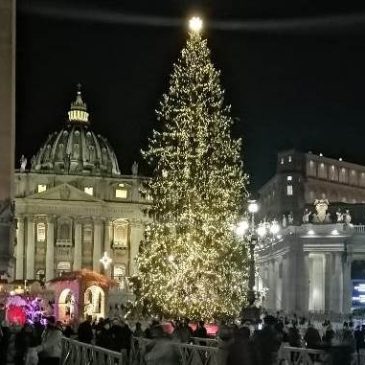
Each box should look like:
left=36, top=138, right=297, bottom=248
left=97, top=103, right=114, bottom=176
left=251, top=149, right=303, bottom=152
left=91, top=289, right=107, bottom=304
left=257, top=224, right=266, bottom=238
left=270, top=221, right=280, bottom=235
left=248, top=200, right=259, bottom=214
left=236, top=220, right=249, bottom=236
left=189, top=16, right=203, bottom=33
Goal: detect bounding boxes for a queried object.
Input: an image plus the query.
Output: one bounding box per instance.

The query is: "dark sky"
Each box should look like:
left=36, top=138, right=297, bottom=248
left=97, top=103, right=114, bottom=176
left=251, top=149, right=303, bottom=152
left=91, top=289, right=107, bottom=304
left=16, top=0, right=365, bottom=191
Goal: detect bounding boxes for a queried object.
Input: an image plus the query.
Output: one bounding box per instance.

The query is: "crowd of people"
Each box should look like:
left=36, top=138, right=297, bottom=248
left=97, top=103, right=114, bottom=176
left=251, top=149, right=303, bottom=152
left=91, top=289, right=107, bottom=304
left=1, top=313, right=364, bottom=365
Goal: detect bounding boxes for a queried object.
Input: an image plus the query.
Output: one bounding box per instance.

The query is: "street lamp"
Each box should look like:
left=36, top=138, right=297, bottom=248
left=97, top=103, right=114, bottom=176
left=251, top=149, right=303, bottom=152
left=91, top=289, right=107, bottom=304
left=235, top=201, right=280, bottom=322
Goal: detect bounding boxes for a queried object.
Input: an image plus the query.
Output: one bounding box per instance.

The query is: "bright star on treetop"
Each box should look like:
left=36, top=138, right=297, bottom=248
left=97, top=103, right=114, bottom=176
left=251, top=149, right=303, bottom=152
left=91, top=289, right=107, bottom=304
left=189, top=16, right=203, bottom=33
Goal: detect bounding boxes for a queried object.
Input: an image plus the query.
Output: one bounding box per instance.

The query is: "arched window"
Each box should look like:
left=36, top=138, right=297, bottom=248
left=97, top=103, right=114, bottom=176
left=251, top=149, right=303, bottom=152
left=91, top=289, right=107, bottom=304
left=113, top=222, right=128, bottom=248
left=339, top=168, right=348, bottom=184
left=329, top=165, right=338, bottom=181
left=318, top=163, right=327, bottom=179
left=307, top=160, right=316, bottom=177
left=37, top=223, right=46, bottom=242
left=59, top=223, right=70, bottom=240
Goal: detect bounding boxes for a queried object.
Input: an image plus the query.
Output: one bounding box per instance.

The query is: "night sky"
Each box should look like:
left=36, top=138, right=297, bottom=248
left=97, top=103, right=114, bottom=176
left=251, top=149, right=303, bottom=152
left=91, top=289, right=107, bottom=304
left=16, top=0, right=365, bottom=192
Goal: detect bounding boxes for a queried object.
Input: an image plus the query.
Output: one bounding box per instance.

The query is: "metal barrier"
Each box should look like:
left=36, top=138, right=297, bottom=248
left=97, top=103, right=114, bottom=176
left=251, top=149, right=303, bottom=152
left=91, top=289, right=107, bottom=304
left=130, top=336, right=220, bottom=365
left=279, top=346, right=328, bottom=365
left=61, top=337, right=125, bottom=365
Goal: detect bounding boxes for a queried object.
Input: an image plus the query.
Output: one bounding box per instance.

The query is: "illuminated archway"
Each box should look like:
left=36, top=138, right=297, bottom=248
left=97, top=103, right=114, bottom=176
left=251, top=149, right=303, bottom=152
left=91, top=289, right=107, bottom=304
left=83, top=285, right=105, bottom=319
left=58, top=288, right=75, bottom=323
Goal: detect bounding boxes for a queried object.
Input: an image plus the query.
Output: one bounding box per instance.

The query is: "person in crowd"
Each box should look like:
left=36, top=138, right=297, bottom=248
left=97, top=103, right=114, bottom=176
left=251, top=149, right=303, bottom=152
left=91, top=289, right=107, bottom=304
left=63, top=323, right=74, bottom=338
left=14, top=322, right=37, bottom=365
left=355, top=324, right=365, bottom=354
left=226, top=326, right=254, bottom=365
left=37, top=316, right=63, bottom=365
left=0, top=321, right=11, bottom=365
left=120, top=320, right=132, bottom=356
left=96, top=319, right=113, bottom=349
left=133, top=322, right=144, bottom=337
left=275, top=320, right=288, bottom=343
left=322, top=322, right=335, bottom=345
left=252, top=315, right=282, bottom=365
left=144, top=325, right=178, bottom=365
left=304, top=323, right=322, bottom=349
left=342, top=322, right=356, bottom=351
left=173, top=319, right=192, bottom=343
left=33, top=318, right=45, bottom=346
left=77, top=315, right=93, bottom=344
left=193, top=320, right=207, bottom=339
left=288, top=322, right=301, bottom=347
left=145, top=319, right=160, bottom=339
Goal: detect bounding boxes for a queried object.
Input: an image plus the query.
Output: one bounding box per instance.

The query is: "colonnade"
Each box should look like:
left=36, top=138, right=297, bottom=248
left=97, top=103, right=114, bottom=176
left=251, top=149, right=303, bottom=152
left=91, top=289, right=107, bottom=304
left=15, top=215, right=145, bottom=281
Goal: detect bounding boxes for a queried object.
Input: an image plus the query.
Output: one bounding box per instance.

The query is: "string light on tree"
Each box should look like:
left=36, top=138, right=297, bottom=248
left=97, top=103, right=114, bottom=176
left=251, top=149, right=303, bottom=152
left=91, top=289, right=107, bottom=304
left=131, top=16, right=249, bottom=320
left=99, top=251, right=112, bottom=270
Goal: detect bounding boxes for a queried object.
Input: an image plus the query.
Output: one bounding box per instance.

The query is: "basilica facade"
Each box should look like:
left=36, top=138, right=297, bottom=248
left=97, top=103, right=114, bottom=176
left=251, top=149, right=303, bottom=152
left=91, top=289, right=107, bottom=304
left=14, top=87, right=149, bottom=285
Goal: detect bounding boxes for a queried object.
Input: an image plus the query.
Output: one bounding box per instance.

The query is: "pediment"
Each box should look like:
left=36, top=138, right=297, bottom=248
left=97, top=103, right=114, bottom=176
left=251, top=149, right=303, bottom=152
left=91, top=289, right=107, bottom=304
left=26, top=183, right=102, bottom=202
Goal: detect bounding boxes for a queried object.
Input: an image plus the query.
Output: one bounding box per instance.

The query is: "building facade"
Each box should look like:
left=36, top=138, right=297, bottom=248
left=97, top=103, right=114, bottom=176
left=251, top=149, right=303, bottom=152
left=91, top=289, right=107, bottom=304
left=14, top=87, right=149, bottom=285
left=259, top=150, right=365, bottom=223
left=257, top=151, right=365, bottom=315
left=256, top=220, right=365, bottom=315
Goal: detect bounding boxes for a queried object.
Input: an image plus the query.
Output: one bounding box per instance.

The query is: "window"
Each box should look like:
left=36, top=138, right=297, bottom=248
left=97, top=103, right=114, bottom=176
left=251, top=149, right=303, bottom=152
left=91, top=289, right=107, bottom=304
left=307, top=160, right=316, bottom=177
left=36, top=223, right=46, bottom=242
left=113, top=222, right=128, bottom=248
left=339, top=168, right=348, bottom=184
left=288, top=155, right=292, bottom=163
left=280, top=158, right=284, bottom=165
left=287, top=185, right=293, bottom=196
left=113, top=264, right=127, bottom=289
left=318, top=163, right=327, bottom=179
left=58, top=223, right=70, bottom=240
left=57, top=261, right=71, bottom=275
left=37, top=184, right=47, bottom=193
left=287, top=176, right=292, bottom=181
left=115, top=184, right=128, bottom=199
left=84, top=186, right=93, bottom=196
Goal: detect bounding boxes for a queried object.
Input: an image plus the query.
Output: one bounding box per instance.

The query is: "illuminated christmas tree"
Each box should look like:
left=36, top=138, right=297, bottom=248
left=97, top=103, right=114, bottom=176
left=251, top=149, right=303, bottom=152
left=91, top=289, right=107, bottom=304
left=133, top=18, right=248, bottom=320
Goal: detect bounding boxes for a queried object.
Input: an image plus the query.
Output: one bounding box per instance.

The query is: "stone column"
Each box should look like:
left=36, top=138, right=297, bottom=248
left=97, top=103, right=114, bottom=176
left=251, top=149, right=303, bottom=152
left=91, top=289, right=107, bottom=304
left=45, top=217, right=55, bottom=281
left=302, top=253, right=310, bottom=312
left=93, top=220, right=103, bottom=272
left=15, top=216, right=24, bottom=279
left=26, top=216, right=35, bottom=279
left=73, top=220, right=82, bottom=270
left=333, top=253, right=343, bottom=313
left=129, top=220, right=144, bottom=275
left=281, top=256, right=288, bottom=311
left=104, top=219, right=112, bottom=254
left=0, top=0, right=16, bottom=276
left=343, top=254, right=352, bottom=314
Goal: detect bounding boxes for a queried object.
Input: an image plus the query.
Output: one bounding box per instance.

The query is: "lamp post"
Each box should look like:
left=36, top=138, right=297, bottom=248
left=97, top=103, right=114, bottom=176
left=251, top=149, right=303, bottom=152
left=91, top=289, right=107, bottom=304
left=235, top=200, right=280, bottom=322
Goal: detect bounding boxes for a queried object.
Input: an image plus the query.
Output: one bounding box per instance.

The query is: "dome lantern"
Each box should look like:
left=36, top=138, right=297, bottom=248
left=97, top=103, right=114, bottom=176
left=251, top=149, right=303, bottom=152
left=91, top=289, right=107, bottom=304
left=68, top=83, right=89, bottom=124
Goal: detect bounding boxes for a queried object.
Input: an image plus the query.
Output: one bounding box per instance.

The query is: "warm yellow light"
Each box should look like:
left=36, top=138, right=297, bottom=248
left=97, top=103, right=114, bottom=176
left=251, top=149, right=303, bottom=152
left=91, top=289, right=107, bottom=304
left=189, top=16, right=203, bottom=33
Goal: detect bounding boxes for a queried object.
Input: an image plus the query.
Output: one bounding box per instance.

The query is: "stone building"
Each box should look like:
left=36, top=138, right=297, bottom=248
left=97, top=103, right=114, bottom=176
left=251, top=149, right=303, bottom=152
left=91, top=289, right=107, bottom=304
left=259, top=150, right=365, bottom=223
left=14, top=87, right=149, bottom=285
left=256, top=218, right=365, bottom=315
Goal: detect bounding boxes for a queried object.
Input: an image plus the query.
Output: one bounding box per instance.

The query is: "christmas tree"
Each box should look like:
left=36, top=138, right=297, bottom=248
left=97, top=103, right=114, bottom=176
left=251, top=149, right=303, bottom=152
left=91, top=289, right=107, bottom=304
left=133, top=18, right=248, bottom=320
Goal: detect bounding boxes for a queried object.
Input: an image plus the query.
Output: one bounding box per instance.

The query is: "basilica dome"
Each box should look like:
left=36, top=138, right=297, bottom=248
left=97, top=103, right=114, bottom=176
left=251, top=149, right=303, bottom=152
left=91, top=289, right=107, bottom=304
left=30, top=86, right=121, bottom=177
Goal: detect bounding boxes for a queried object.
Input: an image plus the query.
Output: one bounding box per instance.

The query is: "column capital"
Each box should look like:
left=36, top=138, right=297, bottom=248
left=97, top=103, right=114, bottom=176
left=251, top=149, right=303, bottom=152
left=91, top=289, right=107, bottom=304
left=47, top=215, right=57, bottom=224
left=26, top=214, right=35, bottom=222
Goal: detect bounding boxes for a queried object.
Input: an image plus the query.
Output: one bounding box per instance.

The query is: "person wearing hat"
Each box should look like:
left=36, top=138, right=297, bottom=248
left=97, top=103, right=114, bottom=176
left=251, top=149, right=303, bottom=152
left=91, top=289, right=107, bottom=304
left=37, top=316, right=63, bottom=365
